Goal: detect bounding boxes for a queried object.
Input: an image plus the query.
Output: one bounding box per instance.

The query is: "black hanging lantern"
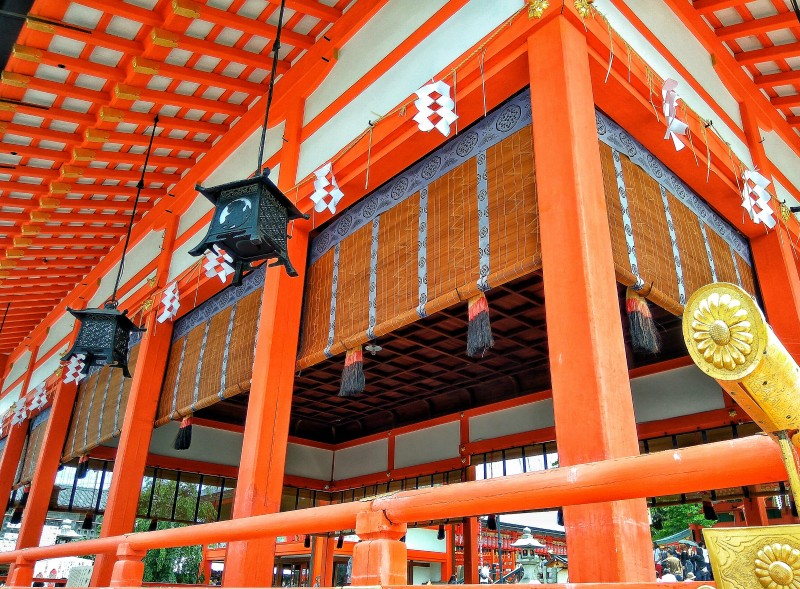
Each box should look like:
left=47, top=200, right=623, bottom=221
left=189, top=0, right=307, bottom=286
left=61, top=116, right=159, bottom=378
left=188, top=169, right=307, bottom=284
left=61, top=303, right=144, bottom=377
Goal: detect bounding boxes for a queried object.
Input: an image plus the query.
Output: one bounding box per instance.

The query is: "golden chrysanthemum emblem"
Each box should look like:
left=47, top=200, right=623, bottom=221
left=755, top=543, right=800, bottom=589
left=690, top=292, right=753, bottom=370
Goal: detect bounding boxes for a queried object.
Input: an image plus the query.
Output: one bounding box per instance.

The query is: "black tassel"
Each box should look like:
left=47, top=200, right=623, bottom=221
left=556, top=508, right=564, bottom=527
left=9, top=507, right=22, bottom=525
left=75, top=456, right=89, bottom=479
left=437, top=524, right=445, bottom=540
left=487, top=514, right=497, bottom=531
left=467, top=294, right=494, bottom=358
left=400, top=535, right=406, bottom=543
left=625, top=287, right=661, bottom=354
left=82, top=512, right=94, bottom=531
left=173, top=416, right=193, bottom=450
left=339, top=347, right=365, bottom=397
left=304, top=534, right=311, bottom=548
left=337, top=533, right=344, bottom=549
left=652, top=511, right=663, bottom=531
left=702, top=500, right=718, bottom=521
left=148, top=518, right=158, bottom=531
left=791, top=497, right=798, bottom=518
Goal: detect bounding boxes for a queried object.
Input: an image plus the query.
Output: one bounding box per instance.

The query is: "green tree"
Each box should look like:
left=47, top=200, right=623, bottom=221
left=650, top=504, right=717, bottom=541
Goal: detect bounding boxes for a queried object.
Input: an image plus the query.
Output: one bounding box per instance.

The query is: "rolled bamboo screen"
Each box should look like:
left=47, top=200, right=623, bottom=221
left=297, top=93, right=539, bottom=369
left=155, top=266, right=263, bottom=426
left=62, top=342, right=141, bottom=463
left=596, top=110, right=756, bottom=312
left=15, top=408, right=50, bottom=487
left=296, top=91, right=757, bottom=373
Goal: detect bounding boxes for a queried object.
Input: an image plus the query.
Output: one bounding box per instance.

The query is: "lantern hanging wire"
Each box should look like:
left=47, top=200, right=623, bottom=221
left=108, top=115, right=160, bottom=307
left=0, top=303, right=9, bottom=337
left=255, top=0, right=288, bottom=175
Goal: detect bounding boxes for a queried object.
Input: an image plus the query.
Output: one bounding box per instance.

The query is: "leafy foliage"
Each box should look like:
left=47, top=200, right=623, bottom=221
left=650, top=504, right=717, bottom=541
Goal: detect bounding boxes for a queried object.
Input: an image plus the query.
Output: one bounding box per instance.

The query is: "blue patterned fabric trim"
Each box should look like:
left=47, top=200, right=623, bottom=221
left=367, top=218, right=379, bottom=340
left=731, top=249, right=743, bottom=287
left=476, top=150, right=491, bottom=292
left=191, top=320, right=212, bottom=412
left=596, top=110, right=751, bottom=266
left=659, top=185, right=686, bottom=305
left=323, top=244, right=340, bottom=358
left=171, top=338, right=188, bottom=416
left=172, top=264, right=265, bottom=342
left=310, top=91, right=533, bottom=264
left=31, top=407, right=50, bottom=429
left=612, top=148, right=644, bottom=290
left=96, top=366, right=113, bottom=443
left=218, top=301, right=237, bottom=399
left=112, top=365, right=125, bottom=435
left=699, top=221, right=718, bottom=282
left=417, top=186, right=429, bottom=318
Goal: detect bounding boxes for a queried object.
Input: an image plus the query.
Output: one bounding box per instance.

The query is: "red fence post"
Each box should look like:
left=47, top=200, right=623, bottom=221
left=7, top=556, right=34, bottom=587
left=351, top=510, right=407, bottom=586
left=109, top=543, right=146, bottom=588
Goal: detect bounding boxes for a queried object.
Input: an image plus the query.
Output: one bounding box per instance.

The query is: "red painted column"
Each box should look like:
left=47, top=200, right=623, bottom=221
left=462, top=467, right=480, bottom=584
left=311, top=536, right=335, bottom=586
left=739, top=102, right=800, bottom=361
left=350, top=509, right=407, bottom=586
left=528, top=13, right=653, bottom=583
left=14, top=377, right=78, bottom=550
left=742, top=497, right=769, bottom=526
left=91, top=216, right=178, bottom=586
left=222, top=229, right=309, bottom=587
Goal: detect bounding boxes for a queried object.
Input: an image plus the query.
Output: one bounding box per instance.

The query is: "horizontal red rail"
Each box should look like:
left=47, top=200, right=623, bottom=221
left=0, top=435, right=782, bottom=568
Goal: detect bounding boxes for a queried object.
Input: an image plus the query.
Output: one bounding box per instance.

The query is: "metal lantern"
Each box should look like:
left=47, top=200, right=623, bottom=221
left=189, top=168, right=308, bottom=284
left=62, top=303, right=145, bottom=377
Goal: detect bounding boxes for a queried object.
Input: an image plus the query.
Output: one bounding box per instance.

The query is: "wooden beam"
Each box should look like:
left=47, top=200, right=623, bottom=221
left=716, top=12, right=800, bottom=41
left=735, top=41, right=800, bottom=66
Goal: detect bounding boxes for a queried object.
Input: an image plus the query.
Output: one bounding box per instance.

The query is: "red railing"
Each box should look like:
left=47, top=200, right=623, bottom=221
left=0, top=434, right=784, bottom=587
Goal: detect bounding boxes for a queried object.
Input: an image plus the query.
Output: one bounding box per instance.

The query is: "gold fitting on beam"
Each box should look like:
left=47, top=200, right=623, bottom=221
left=151, top=28, right=179, bottom=48
left=1, top=72, right=31, bottom=89
left=5, top=250, right=25, bottom=259
left=49, top=182, right=70, bottom=194
left=21, top=225, right=40, bottom=236
left=13, top=238, right=32, bottom=247
left=39, top=197, right=60, bottom=209
left=0, top=101, right=18, bottom=113
left=114, top=84, right=142, bottom=101
left=0, top=122, right=6, bottom=134
left=30, top=211, right=51, bottom=222
left=132, top=57, right=160, bottom=75
left=12, top=44, right=43, bottom=63
left=61, top=165, right=84, bottom=178
left=172, top=0, right=201, bottom=19
left=72, top=148, right=96, bottom=162
left=24, top=18, right=55, bottom=34
left=0, top=272, right=9, bottom=279
left=85, top=128, right=111, bottom=143
left=0, top=260, right=17, bottom=270
left=99, top=106, right=126, bottom=123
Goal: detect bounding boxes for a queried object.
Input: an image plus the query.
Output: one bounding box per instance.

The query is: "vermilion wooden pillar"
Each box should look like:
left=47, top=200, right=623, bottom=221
left=91, top=215, right=179, bottom=587
left=90, top=311, right=174, bottom=586
left=742, top=497, right=768, bottom=526
left=528, top=14, right=653, bottom=583
left=13, top=378, right=78, bottom=550
left=462, top=467, right=480, bottom=584
left=222, top=229, right=309, bottom=587
left=310, top=536, right=335, bottom=586
left=0, top=346, right=38, bottom=514
left=740, top=102, right=800, bottom=361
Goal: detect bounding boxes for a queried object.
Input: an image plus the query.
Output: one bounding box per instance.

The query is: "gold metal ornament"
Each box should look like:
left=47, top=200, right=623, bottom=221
left=780, top=202, right=792, bottom=223
left=704, top=527, right=800, bottom=589
left=574, top=0, right=594, bottom=18
left=527, top=0, right=549, bottom=19
left=142, top=298, right=154, bottom=312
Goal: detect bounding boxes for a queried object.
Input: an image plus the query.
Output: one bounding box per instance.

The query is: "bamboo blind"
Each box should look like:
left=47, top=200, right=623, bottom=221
left=15, top=409, right=49, bottom=487
left=155, top=286, right=262, bottom=425
left=599, top=142, right=757, bottom=312
left=62, top=343, right=142, bottom=463
left=297, top=124, right=540, bottom=369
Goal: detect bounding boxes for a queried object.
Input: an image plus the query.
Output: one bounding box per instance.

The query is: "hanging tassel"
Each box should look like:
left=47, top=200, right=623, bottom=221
left=625, top=286, right=661, bottom=354
left=148, top=518, right=158, bottom=532
left=651, top=511, right=663, bottom=531
left=467, top=293, right=494, bottom=358
left=173, top=416, right=193, bottom=450
left=339, top=346, right=364, bottom=397
left=75, top=455, right=89, bottom=479
left=82, top=512, right=94, bottom=531
left=10, top=487, right=30, bottom=524
left=437, top=524, right=445, bottom=540
left=486, top=514, right=497, bottom=531
left=791, top=497, right=798, bottom=518
left=337, top=533, right=344, bottom=549
left=556, top=508, right=564, bottom=527
left=702, top=500, right=718, bottom=521
left=304, top=534, right=311, bottom=548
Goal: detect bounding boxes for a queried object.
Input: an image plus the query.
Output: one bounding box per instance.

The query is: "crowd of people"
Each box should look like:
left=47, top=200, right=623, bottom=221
left=653, top=542, right=712, bottom=582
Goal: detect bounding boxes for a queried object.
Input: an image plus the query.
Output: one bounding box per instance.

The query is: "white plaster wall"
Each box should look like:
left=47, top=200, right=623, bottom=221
left=297, top=0, right=526, bottom=180
left=406, top=527, right=446, bottom=553
left=469, top=399, right=555, bottom=443
left=631, top=364, right=725, bottom=423
left=38, top=312, right=75, bottom=359
left=0, top=383, right=22, bottom=415
left=594, top=0, right=753, bottom=169
left=2, top=350, right=31, bottom=394
left=26, top=352, right=64, bottom=393
left=764, top=130, right=800, bottom=200
left=332, top=438, right=388, bottom=480
left=284, top=442, right=333, bottom=481
left=394, top=421, right=459, bottom=469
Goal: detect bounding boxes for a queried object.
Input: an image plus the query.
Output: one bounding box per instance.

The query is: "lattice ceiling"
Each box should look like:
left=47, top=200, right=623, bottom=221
left=694, top=0, right=800, bottom=133
left=0, top=0, right=347, bottom=352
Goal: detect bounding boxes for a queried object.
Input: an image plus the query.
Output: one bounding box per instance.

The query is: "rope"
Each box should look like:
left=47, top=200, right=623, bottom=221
left=256, top=0, right=288, bottom=173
